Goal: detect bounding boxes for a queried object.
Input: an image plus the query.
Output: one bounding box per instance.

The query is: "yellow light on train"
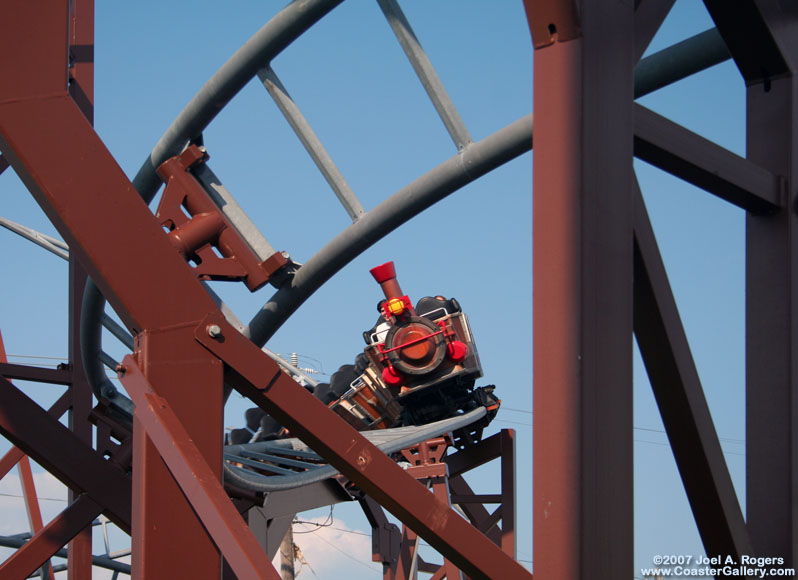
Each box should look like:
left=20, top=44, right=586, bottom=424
left=387, top=297, right=406, bottom=316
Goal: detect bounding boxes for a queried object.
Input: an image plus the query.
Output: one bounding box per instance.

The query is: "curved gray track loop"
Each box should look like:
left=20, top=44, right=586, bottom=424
left=244, top=114, right=533, bottom=346
left=131, top=0, right=345, bottom=202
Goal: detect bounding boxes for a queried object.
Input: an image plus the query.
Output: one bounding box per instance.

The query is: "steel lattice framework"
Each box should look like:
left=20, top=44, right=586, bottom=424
left=0, top=0, right=796, bottom=578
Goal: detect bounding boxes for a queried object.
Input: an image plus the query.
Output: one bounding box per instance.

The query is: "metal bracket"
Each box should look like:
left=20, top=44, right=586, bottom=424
left=155, top=145, right=287, bottom=291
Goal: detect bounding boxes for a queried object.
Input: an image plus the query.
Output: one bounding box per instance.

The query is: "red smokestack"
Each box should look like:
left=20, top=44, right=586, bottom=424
left=370, top=261, right=403, bottom=300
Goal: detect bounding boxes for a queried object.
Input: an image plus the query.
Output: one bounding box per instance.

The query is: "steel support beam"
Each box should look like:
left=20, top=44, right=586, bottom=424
left=121, top=357, right=277, bottom=580
left=18, top=456, right=56, bottom=580
left=633, top=103, right=782, bottom=213
left=0, top=376, right=131, bottom=531
left=745, top=42, right=798, bottom=569
left=68, top=258, right=93, bottom=580
left=131, top=327, right=225, bottom=579
left=0, top=363, right=72, bottom=385
left=0, top=390, right=71, bottom=481
left=633, top=183, right=751, bottom=558
left=745, top=73, right=798, bottom=564
left=527, top=1, right=635, bottom=578
left=704, top=0, right=794, bottom=86
left=0, top=494, right=102, bottom=580
left=701, top=0, right=798, bottom=564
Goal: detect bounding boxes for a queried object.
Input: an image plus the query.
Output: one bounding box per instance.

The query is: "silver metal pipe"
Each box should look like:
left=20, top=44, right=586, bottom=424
left=258, top=66, right=365, bottom=222
left=377, top=0, right=472, bottom=151
left=0, top=216, right=69, bottom=260
left=634, top=28, right=730, bottom=98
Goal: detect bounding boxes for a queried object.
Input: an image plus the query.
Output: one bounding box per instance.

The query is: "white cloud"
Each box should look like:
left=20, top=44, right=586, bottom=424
left=287, top=516, right=382, bottom=580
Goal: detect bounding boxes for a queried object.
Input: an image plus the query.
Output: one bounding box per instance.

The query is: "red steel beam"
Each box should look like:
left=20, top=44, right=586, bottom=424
left=0, top=494, right=102, bottom=579
left=633, top=183, right=751, bottom=558
left=702, top=0, right=798, bottom=564
left=18, top=456, right=56, bottom=580
left=0, top=3, right=228, bottom=575
left=744, top=39, right=798, bottom=567
left=131, top=328, right=226, bottom=579
left=0, top=389, right=71, bottom=480
left=66, top=0, right=95, bottom=573
left=634, top=103, right=782, bottom=213
left=527, top=0, right=635, bottom=578
left=0, top=363, right=72, bottom=385
left=445, top=430, right=502, bottom=478
left=120, top=356, right=279, bottom=580
left=0, top=376, right=131, bottom=531
left=0, top=328, right=54, bottom=579
left=499, top=429, right=516, bottom=556
left=67, top=261, right=94, bottom=578
left=68, top=0, right=94, bottom=123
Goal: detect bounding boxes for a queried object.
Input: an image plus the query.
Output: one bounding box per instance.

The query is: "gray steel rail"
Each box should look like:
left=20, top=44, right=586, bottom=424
left=0, top=216, right=69, bottom=260
left=223, top=406, right=487, bottom=492
left=377, top=0, right=472, bottom=151
left=258, top=66, right=365, bottom=222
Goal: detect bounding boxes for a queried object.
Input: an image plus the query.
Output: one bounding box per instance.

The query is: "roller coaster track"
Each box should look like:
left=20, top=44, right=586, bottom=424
left=3, top=0, right=790, bottom=578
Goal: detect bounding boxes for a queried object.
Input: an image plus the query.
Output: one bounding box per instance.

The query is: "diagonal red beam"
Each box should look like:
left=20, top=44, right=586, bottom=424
left=633, top=182, right=752, bottom=558
left=634, top=103, right=782, bottom=213
left=0, top=329, right=55, bottom=579
left=195, top=314, right=532, bottom=580
left=118, top=356, right=280, bottom=580
left=0, top=390, right=71, bottom=481
left=0, top=494, right=102, bottom=579
left=0, top=376, right=131, bottom=531
left=18, top=456, right=56, bottom=580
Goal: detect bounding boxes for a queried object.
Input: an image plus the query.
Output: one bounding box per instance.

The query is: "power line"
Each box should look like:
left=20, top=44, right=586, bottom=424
left=0, top=492, right=66, bottom=502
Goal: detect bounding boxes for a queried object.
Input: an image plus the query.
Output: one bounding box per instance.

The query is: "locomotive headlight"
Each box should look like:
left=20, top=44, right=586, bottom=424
left=387, top=297, right=406, bottom=316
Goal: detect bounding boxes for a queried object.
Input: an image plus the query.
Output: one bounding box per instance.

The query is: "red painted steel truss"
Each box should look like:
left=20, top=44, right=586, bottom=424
left=0, top=2, right=521, bottom=579
left=4, top=0, right=795, bottom=579
left=526, top=0, right=798, bottom=578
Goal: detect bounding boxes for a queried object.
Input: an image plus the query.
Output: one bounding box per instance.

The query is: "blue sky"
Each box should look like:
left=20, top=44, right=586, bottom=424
left=0, top=1, right=750, bottom=577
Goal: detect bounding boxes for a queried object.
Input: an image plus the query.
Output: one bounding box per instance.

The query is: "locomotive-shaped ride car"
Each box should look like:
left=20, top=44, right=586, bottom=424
left=229, top=261, right=499, bottom=447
